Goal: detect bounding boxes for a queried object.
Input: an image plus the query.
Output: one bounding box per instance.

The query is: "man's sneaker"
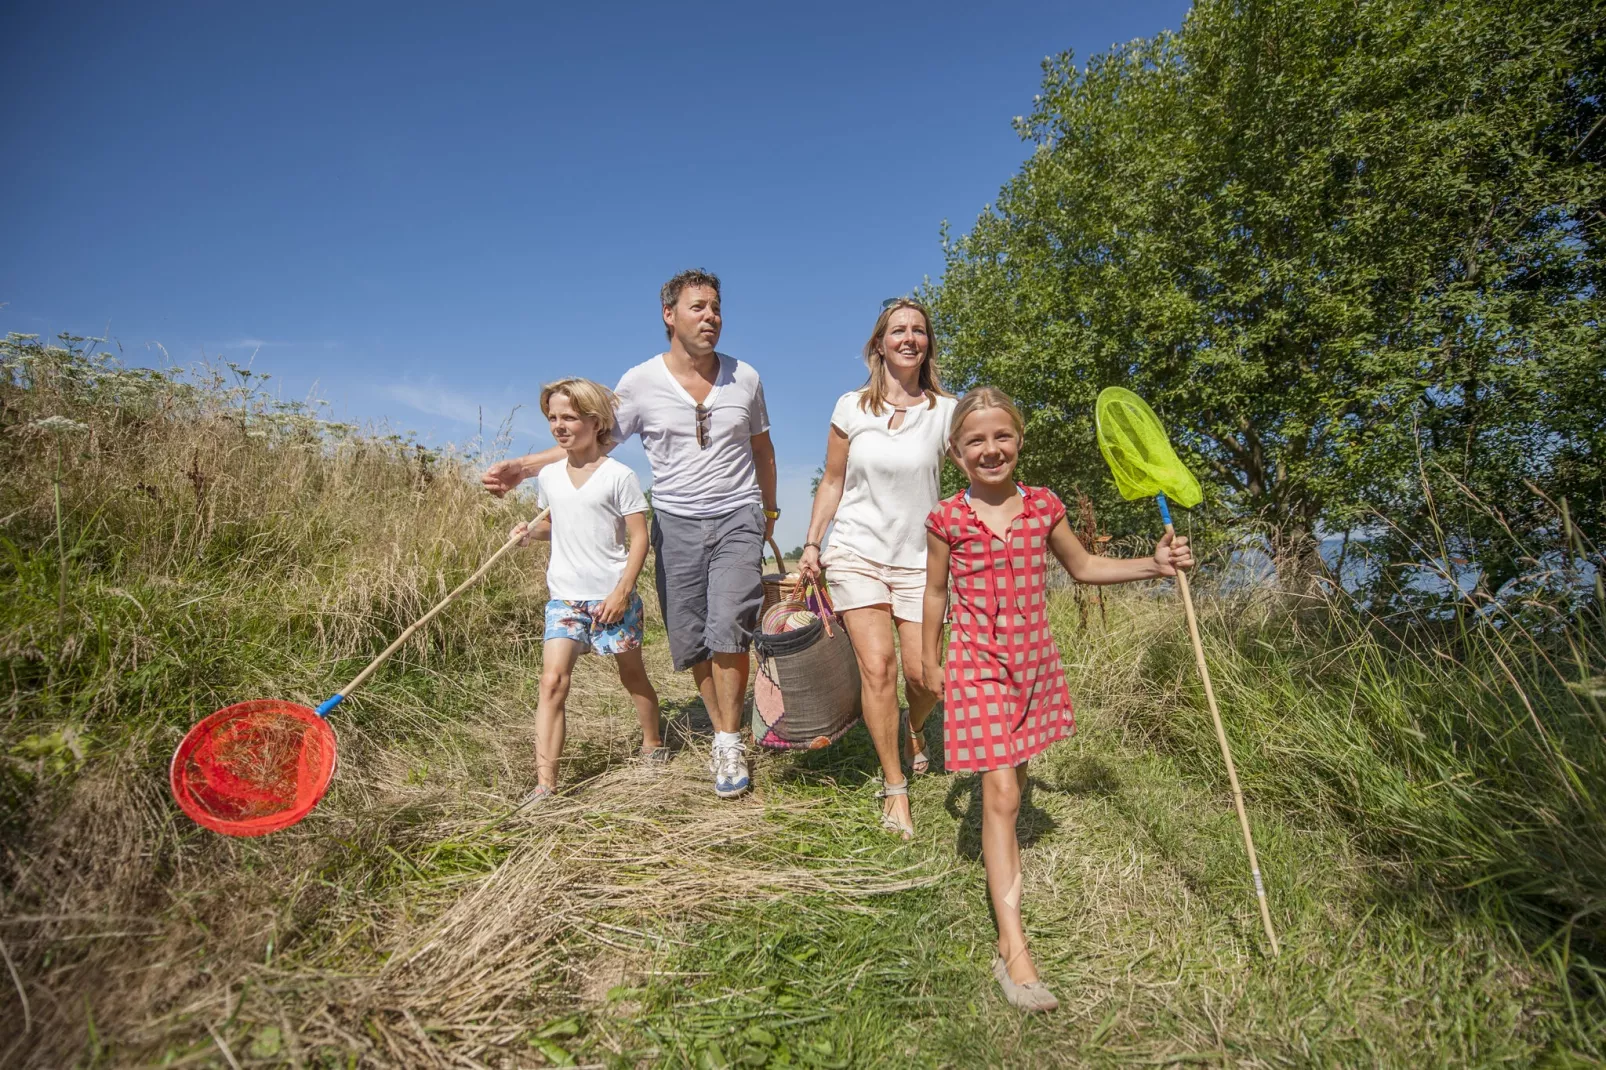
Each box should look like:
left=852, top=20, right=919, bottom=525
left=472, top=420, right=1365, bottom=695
left=714, top=741, right=750, bottom=799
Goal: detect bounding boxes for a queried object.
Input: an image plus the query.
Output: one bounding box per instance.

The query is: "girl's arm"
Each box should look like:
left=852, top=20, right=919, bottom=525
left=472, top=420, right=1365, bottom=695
left=798, top=427, right=850, bottom=582
left=1047, top=519, right=1192, bottom=584
left=921, top=531, right=952, bottom=688
left=597, top=511, right=649, bottom=625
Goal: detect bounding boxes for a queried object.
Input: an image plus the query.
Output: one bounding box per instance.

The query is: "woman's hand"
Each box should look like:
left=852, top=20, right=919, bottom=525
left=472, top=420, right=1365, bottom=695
left=798, top=544, right=823, bottom=584
left=511, top=521, right=532, bottom=546
left=596, top=587, right=630, bottom=626
left=1152, top=532, right=1194, bottom=576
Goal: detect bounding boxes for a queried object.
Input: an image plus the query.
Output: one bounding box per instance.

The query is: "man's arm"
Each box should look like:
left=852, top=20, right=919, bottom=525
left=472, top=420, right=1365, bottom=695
left=482, top=446, right=565, bottom=497
left=482, top=442, right=617, bottom=497
left=751, top=430, right=779, bottom=540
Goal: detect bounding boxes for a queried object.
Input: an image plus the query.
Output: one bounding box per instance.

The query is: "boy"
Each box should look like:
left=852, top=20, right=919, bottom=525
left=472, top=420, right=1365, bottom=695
left=513, top=377, right=664, bottom=805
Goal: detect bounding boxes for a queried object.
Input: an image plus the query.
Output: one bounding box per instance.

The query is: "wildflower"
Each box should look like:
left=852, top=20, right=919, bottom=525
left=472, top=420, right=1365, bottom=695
left=29, top=416, right=90, bottom=435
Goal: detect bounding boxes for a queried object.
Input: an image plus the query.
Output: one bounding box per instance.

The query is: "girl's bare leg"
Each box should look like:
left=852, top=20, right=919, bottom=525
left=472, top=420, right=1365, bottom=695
left=981, top=763, right=1038, bottom=983
left=536, top=639, right=583, bottom=788
left=841, top=604, right=912, bottom=835
left=895, top=617, right=939, bottom=761
left=614, top=646, right=663, bottom=751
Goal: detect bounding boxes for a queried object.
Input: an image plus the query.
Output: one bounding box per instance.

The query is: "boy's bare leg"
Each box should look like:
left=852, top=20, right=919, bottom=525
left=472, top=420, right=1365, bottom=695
left=614, top=647, right=663, bottom=751
left=536, top=639, right=583, bottom=788
left=981, top=763, right=1038, bottom=983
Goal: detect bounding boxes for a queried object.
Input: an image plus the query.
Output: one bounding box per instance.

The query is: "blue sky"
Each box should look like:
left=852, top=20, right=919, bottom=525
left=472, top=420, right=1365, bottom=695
left=3, top=0, right=1189, bottom=548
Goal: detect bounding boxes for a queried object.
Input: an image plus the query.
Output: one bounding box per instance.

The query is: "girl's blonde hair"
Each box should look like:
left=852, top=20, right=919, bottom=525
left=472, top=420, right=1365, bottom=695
left=540, top=377, right=617, bottom=448
left=859, top=298, right=950, bottom=415
left=947, top=386, right=1025, bottom=453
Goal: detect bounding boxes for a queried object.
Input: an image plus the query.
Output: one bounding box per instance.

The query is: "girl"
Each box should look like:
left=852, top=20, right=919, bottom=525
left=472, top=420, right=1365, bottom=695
left=797, top=298, right=954, bottom=838
left=921, top=387, right=1192, bottom=1012
left=512, top=378, right=665, bottom=806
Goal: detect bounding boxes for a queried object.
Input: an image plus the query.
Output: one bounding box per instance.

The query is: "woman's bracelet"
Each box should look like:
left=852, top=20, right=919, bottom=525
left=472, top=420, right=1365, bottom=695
left=803, top=541, right=821, bottom=552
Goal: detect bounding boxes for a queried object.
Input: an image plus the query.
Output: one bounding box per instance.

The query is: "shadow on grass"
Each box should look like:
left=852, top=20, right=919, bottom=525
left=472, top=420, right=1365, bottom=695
left=943, top=772, right=1059, bottom=861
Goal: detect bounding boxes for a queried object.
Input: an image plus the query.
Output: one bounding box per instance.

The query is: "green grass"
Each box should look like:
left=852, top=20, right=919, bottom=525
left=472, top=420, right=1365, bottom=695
left=3, top=335, right=1604, bottom=1068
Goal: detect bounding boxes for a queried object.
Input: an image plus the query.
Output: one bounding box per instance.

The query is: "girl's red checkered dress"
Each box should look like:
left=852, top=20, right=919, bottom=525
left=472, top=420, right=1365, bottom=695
left=925, top=485, right=1074, bottom=773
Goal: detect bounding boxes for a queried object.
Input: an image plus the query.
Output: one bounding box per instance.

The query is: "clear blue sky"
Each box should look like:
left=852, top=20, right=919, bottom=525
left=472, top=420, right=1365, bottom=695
left=4, top=0, right=1189, bottom=548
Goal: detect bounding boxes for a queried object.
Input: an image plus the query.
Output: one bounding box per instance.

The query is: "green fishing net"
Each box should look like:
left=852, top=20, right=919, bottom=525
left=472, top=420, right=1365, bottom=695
left=1094, top=387, right=1202, bottom=508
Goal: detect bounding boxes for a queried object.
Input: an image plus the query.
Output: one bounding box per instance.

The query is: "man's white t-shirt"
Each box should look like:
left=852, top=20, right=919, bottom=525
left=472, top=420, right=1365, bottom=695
left=826, top=390, right=958, bottom=568
left=536, top=457, right=649, bottom=601
left=613, top=353, right=769, bottom=519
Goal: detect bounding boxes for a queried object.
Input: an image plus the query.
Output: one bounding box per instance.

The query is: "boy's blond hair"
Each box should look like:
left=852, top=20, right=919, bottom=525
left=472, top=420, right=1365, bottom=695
left=948, top=386, right=1025, bottom=453
left=540, top=377, right=617, bottom=448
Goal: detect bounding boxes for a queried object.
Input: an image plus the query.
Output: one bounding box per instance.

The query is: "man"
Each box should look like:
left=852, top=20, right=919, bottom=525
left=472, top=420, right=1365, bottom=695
left=482, top=270, right=779, bottom=798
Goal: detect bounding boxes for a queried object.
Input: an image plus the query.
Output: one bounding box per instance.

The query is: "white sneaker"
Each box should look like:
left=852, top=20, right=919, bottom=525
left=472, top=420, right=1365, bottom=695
left=713, top=741, right=750, bottom=798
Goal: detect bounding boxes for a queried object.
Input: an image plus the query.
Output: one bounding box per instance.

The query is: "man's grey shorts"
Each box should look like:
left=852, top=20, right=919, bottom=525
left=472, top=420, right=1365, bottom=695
left=651, top=503, right=765, bottom=672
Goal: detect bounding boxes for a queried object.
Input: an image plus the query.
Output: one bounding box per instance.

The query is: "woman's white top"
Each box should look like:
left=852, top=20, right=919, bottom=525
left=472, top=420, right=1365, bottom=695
left=826, top=389, right=957, bottom=568
left=536, top=457, right=649, bottom=601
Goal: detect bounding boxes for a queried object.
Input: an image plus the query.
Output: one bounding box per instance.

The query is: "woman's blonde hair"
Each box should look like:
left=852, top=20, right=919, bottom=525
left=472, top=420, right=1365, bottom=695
left=540, top=377, right=617, bottom=448
left=947, top=386, right=1025, bottom=453
left=859, top=298, right=950, bottom=415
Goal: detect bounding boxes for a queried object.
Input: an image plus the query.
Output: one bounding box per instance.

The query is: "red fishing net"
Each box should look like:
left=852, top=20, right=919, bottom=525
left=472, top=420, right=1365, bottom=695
left=169, top=700, right=338, bottom=836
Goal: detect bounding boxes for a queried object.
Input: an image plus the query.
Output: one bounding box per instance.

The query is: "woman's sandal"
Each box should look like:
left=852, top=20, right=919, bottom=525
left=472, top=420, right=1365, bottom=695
left=907, top=728, right=930, bottom=776
left=992, top=953, right=1059, bottom=1013
left=877, top=779, right=914, bottom=840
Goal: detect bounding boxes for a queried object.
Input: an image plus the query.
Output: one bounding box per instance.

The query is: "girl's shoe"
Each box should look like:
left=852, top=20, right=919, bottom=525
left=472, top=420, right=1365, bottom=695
left=877, top=779, right=914, bottom=839
left=638, top=744, right=672, bottom=767
left=907, top=728, right=930, bottom=776
left=991, top=955, right=1059, bottom=1013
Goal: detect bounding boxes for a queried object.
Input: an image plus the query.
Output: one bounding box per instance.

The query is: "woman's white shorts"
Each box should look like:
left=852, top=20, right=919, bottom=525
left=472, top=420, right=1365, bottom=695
left=821, top=545, right=927, bottom=621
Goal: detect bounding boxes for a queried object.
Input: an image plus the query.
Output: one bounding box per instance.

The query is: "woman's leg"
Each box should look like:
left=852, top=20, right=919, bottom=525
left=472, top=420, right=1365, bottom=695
left=841, top=604, right=912, bottom=834
left=981, top=762, right=1039, bottom=983
left=613, top=647, right=663, bottom=751
left=536, top=639, right=583, bottom=788
left=895, top=617, right=940, bottom=766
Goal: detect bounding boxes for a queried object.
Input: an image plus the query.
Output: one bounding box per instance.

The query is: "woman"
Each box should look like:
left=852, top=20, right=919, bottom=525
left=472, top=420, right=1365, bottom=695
left=798, top=298, right=955, bottom=838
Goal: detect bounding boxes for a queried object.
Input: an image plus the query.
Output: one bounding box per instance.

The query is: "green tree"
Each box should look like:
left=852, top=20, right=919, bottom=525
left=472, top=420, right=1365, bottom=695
left=930, top=0, right=1604, bottom=591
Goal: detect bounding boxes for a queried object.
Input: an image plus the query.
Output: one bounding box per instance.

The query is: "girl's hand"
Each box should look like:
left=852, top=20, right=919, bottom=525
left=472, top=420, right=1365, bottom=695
left=596, top=588, right=630, bottom=625
left=511, top=521, right=531, bottom=546
left=798, top=544, right=822, bottom=584
left=1153, top=532, right=1194, bottom=576
left=922, top=657, right=943, bottom=695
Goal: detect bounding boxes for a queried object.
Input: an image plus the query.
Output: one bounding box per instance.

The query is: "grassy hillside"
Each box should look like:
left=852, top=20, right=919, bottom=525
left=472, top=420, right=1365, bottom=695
left=2, top=335, right=1603, bottom=1068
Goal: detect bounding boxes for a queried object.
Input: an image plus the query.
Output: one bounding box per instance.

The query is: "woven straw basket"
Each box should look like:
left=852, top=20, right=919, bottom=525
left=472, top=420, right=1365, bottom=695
left=761, top=538, right=803, bottom=616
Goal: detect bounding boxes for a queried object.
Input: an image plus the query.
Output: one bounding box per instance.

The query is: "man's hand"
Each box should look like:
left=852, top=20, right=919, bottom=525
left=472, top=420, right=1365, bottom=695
left=596, top=588, right=631, bottom=626
left=482, top=459, right=526, bottom=498
left=1153, top=532, right=1194, bottom=576
left=763, top=513, right=777, bottom=540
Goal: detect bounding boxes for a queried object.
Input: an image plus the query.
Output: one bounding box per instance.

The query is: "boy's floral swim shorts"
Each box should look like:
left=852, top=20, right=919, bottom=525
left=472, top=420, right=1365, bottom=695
left=543, top=592, right=645, bottom=655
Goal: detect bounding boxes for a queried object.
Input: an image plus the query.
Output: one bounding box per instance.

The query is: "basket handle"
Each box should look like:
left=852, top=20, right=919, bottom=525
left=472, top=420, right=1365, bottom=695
left=766, top=537, right=787, bottom=575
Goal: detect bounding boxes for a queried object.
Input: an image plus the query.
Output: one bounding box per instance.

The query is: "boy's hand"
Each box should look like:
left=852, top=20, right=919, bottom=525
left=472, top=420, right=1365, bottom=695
left=1153, top=532, right=1194, bottom=576
left=511, top=521, right=531, bottom=546
left=596, top=588, right=631, bottom=625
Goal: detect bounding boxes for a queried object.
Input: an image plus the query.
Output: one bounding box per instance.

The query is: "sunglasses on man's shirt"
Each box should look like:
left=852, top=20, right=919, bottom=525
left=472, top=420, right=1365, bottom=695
left=695, top=402, right=711, bottom=449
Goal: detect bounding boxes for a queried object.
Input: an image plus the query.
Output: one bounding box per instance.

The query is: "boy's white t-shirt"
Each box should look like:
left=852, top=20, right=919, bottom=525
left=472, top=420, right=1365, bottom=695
left=826, top=390, right=958, bottom=568
left=535, top=457, right=649, bottom=601
left=612, top=353, right=769, bottom=519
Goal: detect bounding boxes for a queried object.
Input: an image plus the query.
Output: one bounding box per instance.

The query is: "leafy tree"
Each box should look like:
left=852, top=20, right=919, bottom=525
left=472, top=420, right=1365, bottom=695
left=929, top=0, right=1604, bottom=592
